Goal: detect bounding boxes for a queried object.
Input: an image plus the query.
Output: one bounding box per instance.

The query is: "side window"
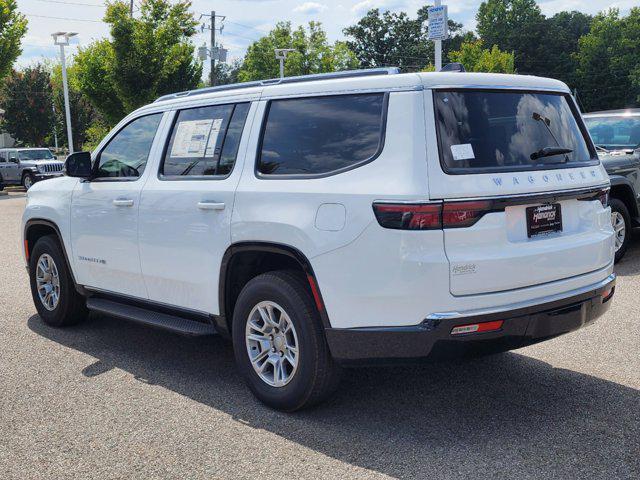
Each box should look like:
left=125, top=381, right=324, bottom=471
left=257, top=93, right=386, bottom=176
left=0, top=151, right=6, bottom=162
left=161, top=102, right=250, bottom=177
left=95, top=113, right=163, bottom=179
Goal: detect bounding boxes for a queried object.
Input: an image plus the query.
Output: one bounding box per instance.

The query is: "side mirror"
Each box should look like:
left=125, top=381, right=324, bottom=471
left=64, top=151, right=92, bottom=179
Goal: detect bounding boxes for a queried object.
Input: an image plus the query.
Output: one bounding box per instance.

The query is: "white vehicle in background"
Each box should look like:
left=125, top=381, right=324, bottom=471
left=21, top=68, right=615, bottom=411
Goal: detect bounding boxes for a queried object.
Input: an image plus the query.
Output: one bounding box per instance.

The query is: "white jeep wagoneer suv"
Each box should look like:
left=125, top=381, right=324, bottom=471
left=22, top=69, right=616, bottom=410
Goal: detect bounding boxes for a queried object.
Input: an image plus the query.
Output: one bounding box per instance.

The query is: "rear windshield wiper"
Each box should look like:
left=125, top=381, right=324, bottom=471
left=531, top=112, right=573, bottom=162
left=530, top=146, right=574, bottom=161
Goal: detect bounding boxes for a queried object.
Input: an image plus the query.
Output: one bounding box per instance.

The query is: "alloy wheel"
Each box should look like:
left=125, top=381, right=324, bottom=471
left=612, top=211, right=626, bottom=252
left=245, top=301, right=299, bottom=387
left=35, top=253, right=61, bottom=311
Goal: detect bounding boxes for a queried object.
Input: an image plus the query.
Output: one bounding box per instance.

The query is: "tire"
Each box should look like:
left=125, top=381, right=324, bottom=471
left=232, top=270, right=341, bottom=411
left=22, top=173, right=34, bottom=190
left=610, top=197, right=631, bottom=263
left=29, top=235, right=88, bottom=327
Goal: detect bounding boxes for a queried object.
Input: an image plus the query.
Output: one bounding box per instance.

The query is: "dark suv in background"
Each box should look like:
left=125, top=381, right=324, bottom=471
left=584, top=109, right=640, bottom=262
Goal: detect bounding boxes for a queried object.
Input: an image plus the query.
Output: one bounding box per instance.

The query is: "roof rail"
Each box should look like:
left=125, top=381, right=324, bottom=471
left=154, top=67, right=401, bottom=103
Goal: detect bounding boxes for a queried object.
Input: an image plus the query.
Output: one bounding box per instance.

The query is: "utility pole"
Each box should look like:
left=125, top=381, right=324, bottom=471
left=52, top=32, right=77, bottom=154
left=200, top=12, right=225, bottom=87
left=130, top=0, right=133, bottom=17
left=210, top=11, right=216, bottom=86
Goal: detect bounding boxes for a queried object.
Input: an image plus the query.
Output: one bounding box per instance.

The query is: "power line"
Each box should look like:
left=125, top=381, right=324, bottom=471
left=25, top=13, right=105, bottom=23
left=225, top=20, right=269, bottom=34
left=35, top=0, right=105, bottom=7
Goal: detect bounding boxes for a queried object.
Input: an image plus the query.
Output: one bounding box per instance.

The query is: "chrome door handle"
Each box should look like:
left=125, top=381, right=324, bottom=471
left=197, top=201, right=225, bottom=211
left=113, top=198, right=134, bottom=207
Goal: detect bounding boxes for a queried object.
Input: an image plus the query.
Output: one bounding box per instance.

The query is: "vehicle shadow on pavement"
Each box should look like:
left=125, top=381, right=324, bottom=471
left=28, top=314, right=639, bottom=479
left=615, top=234, right=640, bottom=277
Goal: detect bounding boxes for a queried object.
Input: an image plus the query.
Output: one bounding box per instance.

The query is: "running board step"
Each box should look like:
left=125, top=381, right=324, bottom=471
left=86, top=298, right=217, bottom=336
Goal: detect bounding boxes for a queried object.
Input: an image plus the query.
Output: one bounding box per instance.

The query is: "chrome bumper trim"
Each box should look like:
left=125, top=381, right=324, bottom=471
left=426, top=273, right=616, bottom=321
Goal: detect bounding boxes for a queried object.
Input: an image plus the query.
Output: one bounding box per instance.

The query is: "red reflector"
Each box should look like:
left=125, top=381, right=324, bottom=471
left=451, top=320, right=504, bottom=336
left=442, top=200, right=493, bottom=228
left=24, top=239, right=29, bottom=262
left=373, top=203, right=442, bottom=230
left=307, top=274, right=324, bottom=312
left=601, top=287, right=614, bottom=302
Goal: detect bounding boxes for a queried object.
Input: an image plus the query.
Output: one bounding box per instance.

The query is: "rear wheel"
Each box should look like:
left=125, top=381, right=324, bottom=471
left=29, top=235, right=88, bottom=327
left=232, top=271, right=340, bottom=411
left=610, top=198, right=631, bottom=263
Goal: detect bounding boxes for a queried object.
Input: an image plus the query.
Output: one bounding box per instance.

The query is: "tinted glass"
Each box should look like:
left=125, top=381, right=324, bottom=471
left=258, top=94, right=385, bottom=175
left=0, top=151, right=6, bottom=162
left=162, top=103, right=249, bottom=177
left=584, top=115, right=640, bottom=150
left=96, top=113, right=162, bottom=178
left=434, top=90, right=595, bottom=173
left=218, top=103, right=251, bottom=176
left=18, top=149, right=55, bottom=161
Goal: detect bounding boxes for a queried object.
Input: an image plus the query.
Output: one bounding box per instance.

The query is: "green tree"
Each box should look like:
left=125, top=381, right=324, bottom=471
left=1, top=65, right=54, bottom=146
left=476, top=0, right=545, bottom=74
left=543, top=11, right=592, bottom=85
left=75, top=0, right=202, bottom=126
left=449, top=40, right=515, bottom=73
left=0, top=0, right=27, bottom=82
left=343, top=7, right=470, bottom=71
left=238, top=21, right=358, bottom=82
left=575, top=8, right=640, bottom=111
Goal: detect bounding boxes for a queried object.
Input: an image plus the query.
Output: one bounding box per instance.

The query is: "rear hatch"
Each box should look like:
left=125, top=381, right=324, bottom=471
left=426, top=88, right=613, bottom=296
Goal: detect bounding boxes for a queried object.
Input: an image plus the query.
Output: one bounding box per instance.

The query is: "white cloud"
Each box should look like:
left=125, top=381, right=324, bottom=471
left=351, top=0, right=409, bottom=16
left=294, top=2, right=328, bottom=14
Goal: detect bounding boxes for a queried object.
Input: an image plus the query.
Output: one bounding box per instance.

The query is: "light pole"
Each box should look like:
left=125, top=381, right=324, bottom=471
left=274, top=49, right=295, bottom=79
left=52, top=32, right=77, bottom=154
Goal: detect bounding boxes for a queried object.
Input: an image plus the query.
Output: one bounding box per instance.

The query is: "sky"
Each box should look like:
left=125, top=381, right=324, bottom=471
left=16, top=0, right=640, bottom=77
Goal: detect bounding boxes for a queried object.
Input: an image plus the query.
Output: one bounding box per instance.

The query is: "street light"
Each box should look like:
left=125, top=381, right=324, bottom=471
left=52, top=31, right=77, bottom=154
left=274, top=49, right=296, bottom=79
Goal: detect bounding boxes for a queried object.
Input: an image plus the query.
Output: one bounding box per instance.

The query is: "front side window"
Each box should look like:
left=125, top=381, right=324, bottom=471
left=258, top=93, right=386, bottom=176
left=95, top=113, right=163, bottom=179
left=434, top=90, right=596, bottom=174
left=18, top=149, right=55, bottom=161
left=162, top=102, right=250, bottom=177
left=584, top=115, right=640, bottom=151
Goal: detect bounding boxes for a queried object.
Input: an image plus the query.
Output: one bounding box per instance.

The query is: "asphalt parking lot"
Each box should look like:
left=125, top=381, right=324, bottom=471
left=0, top=189, right=638, bottom=480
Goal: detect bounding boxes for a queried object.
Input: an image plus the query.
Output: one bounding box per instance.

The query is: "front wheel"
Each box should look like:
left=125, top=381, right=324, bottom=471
left=232, top=271, right=340, bottom=411
left=29, top=235, right=88, bottom=326
left=610, top=198, right=631, bottom=263
left=22, top=173, right=34, bottom=190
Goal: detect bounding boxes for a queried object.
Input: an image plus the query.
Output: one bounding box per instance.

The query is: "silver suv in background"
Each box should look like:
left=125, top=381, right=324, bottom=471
left=0, top=148, right=65, bottom=190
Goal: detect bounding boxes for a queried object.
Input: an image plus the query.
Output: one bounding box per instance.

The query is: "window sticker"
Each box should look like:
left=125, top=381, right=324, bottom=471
left=170, top=119, right=214, bottom=158
left=450, top=143, right=475, bottom=161
left=204, top=118, right=224, bottom=157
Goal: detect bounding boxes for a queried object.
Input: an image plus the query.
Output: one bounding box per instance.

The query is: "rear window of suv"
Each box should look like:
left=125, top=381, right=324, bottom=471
left=434, top=90, right=597, bottom=174
left=257, top=93, right=386, bottom=176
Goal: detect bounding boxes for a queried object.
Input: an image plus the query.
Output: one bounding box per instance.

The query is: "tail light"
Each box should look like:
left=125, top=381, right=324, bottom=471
left=598, top=189, right=609, bottom=208
left=442, top=200, right=494, bottom=228
left=372, top=203, right=442, bottom=230
left=373, top=200, right=494, bottom=230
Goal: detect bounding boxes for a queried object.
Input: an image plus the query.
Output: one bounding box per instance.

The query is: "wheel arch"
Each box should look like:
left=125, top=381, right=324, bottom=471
left=609, top=176, right=639, bottom=219
left=218, top=242, right=331, bottom=336
left=24, top=218, right=82, bottom=292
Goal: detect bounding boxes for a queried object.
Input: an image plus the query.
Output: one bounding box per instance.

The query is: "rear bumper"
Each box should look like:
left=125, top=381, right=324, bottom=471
left=325, top=274, right=616, bottom=364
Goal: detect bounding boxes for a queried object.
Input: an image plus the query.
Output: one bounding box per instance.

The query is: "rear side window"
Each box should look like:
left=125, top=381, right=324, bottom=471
left=434, top=90, right=596, bottom=174
left=162, top=102, right=250, bottom=177
left=258, top=93, right=386, bottom=176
